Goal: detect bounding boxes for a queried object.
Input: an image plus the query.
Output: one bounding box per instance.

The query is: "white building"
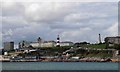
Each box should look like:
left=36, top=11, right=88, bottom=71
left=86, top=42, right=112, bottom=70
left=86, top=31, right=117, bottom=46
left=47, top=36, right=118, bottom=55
left=30, top=42, right=40, bottom=48
left=18, top=36, right=74, bottom=48
left=60, top=41, right=74, bottom=47
left=41, top=41, right=56, bottom=47
left=30, top=41, right=56, bottom=48
left=30, top=41, right=73, bottom=48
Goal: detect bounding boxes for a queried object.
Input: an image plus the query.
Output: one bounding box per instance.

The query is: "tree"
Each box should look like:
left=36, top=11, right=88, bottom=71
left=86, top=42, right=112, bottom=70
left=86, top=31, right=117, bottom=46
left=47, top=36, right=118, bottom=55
left=74, top=43, right=80, bottom=47
left=79, top=42, right=90, bottom=45
left=114, top=44, right=120, bottom=50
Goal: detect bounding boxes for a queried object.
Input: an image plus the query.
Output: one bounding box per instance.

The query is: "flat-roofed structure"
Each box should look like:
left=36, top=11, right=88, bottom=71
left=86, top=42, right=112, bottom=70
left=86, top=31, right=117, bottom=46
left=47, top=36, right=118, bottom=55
left=29, top=41, right=56, bottom=48
left=41, top=41, right=56, bottom=47
left=4, top=42, right=14, bottom=51
left=105, top=36, right=120, bottom=49
left=30, top=42, right=40, bottom=48
left=60, top=41, right=74, bottom=47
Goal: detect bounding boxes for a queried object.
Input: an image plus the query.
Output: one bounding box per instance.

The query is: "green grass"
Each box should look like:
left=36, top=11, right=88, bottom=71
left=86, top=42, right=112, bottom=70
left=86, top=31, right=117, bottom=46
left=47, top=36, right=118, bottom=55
left=81, top=44, right=106, bottom=49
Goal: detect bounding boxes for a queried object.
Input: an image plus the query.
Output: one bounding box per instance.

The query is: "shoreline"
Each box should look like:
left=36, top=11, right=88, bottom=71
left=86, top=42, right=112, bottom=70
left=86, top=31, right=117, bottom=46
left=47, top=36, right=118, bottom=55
left=1, top=59, right=120, bottom=62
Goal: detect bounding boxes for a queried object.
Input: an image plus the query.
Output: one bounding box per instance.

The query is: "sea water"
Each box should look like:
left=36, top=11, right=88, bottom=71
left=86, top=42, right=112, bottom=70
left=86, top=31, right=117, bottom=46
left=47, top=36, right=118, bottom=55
left=1, top=62, right=118, bottom=70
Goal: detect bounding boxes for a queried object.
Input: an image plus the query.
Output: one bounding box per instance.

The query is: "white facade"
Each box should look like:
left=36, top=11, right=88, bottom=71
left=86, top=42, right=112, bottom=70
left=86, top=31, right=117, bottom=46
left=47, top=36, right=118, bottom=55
left=30, top=42, right=40, bottom=48
left=41, top=41, right=56, bottom=47
left=21, top=40, right=74, bottom=48
left=30, top=41, right=56, bottom=48
left=60, top=42, right=73, bottom=47
left=30, top=41, right=74, bottom=48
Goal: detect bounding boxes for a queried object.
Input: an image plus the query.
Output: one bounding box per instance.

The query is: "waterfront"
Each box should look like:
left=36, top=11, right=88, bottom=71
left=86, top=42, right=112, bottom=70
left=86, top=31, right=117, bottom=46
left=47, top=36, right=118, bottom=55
left=2, top=62, right=118, bottom=70
left=1, top=2, right=120, bottom=72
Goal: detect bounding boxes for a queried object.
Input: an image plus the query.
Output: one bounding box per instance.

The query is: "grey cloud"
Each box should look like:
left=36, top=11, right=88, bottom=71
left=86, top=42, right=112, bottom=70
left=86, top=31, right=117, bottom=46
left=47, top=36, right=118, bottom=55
left=2, top=16, right=28, bottom=30
left=24, top=2, right=79, bottom=23
left=2, top=2, right=25, bottom=17
left=118, top=25, right=120, bottom=35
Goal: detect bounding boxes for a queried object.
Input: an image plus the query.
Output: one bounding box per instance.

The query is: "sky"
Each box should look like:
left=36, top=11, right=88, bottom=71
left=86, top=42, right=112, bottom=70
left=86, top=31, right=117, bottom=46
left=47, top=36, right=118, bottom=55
left=1, top=0, right=119, bottom=48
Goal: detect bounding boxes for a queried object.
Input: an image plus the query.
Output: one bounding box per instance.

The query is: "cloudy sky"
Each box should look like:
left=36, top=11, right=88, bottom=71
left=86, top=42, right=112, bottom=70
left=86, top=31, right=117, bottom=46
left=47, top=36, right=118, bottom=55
left=1, top=0, right=119, bottom=48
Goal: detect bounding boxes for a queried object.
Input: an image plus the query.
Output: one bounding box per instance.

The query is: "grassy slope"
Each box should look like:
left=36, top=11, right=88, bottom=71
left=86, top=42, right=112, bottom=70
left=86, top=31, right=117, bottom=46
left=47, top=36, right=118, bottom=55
left=81, top=44, right=106, bottom=49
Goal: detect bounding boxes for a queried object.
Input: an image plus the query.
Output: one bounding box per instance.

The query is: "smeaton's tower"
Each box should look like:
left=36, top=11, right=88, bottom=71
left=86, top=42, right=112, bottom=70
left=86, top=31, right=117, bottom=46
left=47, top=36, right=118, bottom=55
left=56, top=35, right=60, bottom=47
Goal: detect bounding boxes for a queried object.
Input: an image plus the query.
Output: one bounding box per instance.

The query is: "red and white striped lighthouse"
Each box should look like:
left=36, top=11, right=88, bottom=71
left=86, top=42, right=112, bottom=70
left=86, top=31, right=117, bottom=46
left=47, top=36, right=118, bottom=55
left=56, top=35, right=60, bottom=47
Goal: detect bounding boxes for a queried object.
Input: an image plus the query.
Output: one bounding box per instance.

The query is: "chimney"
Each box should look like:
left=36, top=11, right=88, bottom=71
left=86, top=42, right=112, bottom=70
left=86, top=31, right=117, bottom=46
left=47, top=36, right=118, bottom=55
left=99, top=34, right=102, bottom=44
